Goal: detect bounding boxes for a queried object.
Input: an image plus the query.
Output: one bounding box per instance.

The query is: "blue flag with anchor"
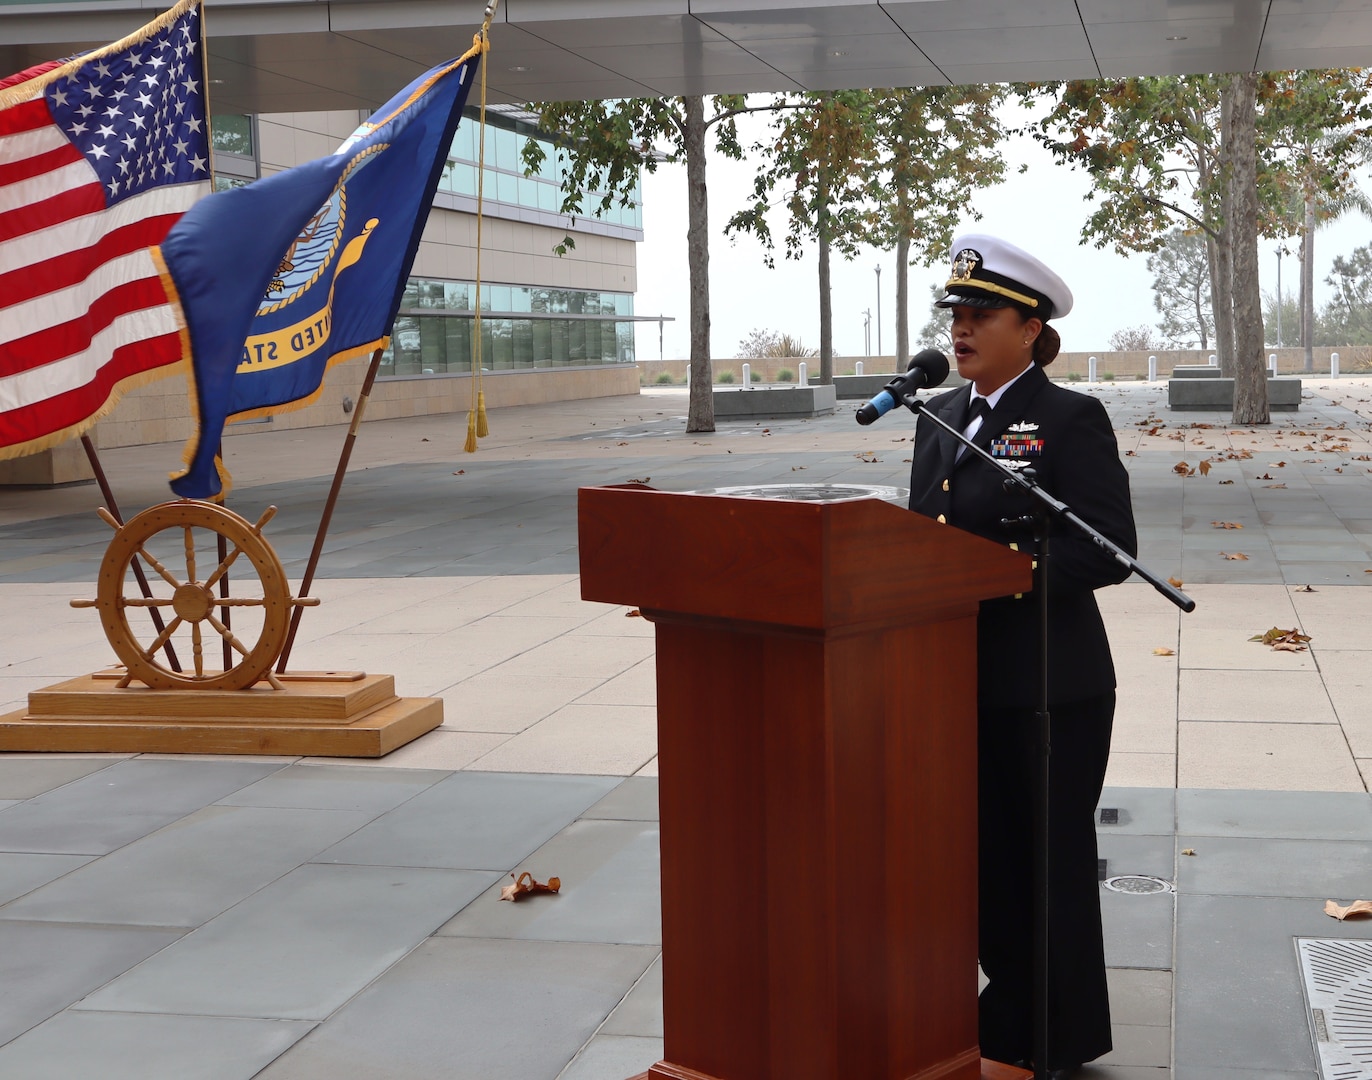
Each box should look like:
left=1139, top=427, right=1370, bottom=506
left=155, top=46, right=481, bottom=499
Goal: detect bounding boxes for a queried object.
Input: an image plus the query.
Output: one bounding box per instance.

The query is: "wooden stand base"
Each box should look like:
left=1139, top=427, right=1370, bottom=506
left=0, top=671, right=442, bottom=757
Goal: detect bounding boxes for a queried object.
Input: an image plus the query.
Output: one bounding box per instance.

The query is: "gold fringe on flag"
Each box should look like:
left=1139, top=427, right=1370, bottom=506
left=476, top=390, right=489, bottom=437
left=463, top=408, right=478, bottom=454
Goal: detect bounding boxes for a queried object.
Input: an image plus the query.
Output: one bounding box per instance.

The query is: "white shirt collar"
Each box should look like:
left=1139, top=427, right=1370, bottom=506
left=970, top=362, right=1035, bottom=411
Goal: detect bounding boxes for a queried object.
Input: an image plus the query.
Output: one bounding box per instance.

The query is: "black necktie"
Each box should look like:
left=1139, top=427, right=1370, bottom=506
left=966, top=396, right=990, bottom=429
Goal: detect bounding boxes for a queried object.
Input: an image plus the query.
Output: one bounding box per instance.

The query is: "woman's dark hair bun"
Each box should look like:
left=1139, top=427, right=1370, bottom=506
left=1034, top=324, right=1061, bottom=367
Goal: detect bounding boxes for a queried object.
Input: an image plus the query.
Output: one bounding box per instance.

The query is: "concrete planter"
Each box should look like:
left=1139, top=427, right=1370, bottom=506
left=712, top=384, right=837, bottom=419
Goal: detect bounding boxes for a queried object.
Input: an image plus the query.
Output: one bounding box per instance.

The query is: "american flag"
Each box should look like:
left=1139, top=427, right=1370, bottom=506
left=0, top=0, right=209, bottom=460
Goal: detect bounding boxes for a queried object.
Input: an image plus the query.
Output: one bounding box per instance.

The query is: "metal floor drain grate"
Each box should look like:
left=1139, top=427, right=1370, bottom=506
left=1298, top=937, right=1372, bottom=1079
left=1102, top=874, right=1173, bottom=895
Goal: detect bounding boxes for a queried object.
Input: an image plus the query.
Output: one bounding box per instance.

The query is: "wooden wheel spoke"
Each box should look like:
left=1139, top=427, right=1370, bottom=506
left=143, top=616, right=184, bottom=659
left=184, top=526, right=197, bottom=584
left=215, top=596, right=268, bottom=607
left=191, top=622, right=204, bottom=677
left=137, top=545, right=183, bottom=589
left=206, top=612, right=252, bottom=659
left=118, top=597, right=175, bottom=608
left=203, top=543, right=247, bottom=593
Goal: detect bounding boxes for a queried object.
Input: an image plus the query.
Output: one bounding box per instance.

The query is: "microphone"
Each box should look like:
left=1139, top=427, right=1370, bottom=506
left=854, top=349, right=950, bottom=425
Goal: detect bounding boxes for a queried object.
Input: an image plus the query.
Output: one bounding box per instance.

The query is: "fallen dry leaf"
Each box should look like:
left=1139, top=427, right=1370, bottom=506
left=1250, top=626, right=1312, bottom=649
left=1182, top=848, right=1197, bottom=857
left=791, top=465, right=807, bottom=471
left=1168, top=576, right=1185, bottom=588
left=1218, top=479, right=1235, bottom=485
left=1264, top=483, right=1288, bottom=489
left=1272, top=641, right=1305, bottom=652
left=1153, top=647, right=1176, bottom=656
left=1326, top=899, right=1372, bottom=921
left=1173, top=461, right=1193, bottom=476
left=627, top=477, right=651, bottom=485
left=1256, top=472, right=1274, bottom=479
left=1211, top=521, right=1244, bottom=529
left=1199, top=459, right=1212, bottom=476
left=500, top=871, right=561, bottom=902
left=453, top=469, right=465, bottom=475
left=1219, top=551, right=1249, bottom=560
left=625, top=609, right=642, bottom=618
left=1296, top=584, right=1317, bottom=593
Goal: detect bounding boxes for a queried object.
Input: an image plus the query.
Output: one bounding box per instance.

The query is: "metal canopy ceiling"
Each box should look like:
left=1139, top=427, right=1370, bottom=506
left=1, top=0, right=1369, bottom=115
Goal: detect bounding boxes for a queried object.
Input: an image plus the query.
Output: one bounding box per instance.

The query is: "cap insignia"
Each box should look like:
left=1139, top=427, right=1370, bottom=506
left=952, top=248, right=982, bottom=282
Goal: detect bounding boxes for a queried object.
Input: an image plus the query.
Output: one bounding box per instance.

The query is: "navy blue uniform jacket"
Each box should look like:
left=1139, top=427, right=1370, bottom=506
left=907, top=364, right=1138, bottom=709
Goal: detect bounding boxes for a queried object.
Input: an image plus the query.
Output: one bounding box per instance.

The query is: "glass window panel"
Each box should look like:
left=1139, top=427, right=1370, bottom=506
left=491, top=319, right=514, bottom=369
left=537, top=182, right=557, bottom=212
left=445, top=317, right=471, bottom=374
left=614, top=293, right=631, bottom=316
left=445, top=282, right=470, bottom=311
left=532, top=318, right=551, bottom=362
left=513, top=319, right=534, bottom=366
left=569, top=319, right=587, bottom=363
left=419, top=314, right=446, bottom=373
left=212, top=175, right=250, bottom=192
left=452, top=122, right=475, bottom=162
left=212, top=114, right=252, bottom=156
left=511, top=288, right=531, bottom=313
left=489, top=285, right=511, bottom=312
left=617, top=322, right=635, bottom=363
left=583, top=319, right=602, bottom=363
left=517, top=176, right=540, bottom=208
left=400, top=281, right=420, bottom=309
left=418, top=280, right=445, bottom=308
left=603, top=321, right=619, bottom=363
left=392, top=315, right=422, bottom=376
left=548, top=290, right=568, bottom=314
left=551, top=319, right=568, bottom=364
left=495, top=127, right=519, bottom=172
left=453, top=163, right=476, bottom=197
left=567, top=291, right=585, bottom=316
left=482, top=125, right=498, bottom=167
left=496, top=171, right=518, bottom=205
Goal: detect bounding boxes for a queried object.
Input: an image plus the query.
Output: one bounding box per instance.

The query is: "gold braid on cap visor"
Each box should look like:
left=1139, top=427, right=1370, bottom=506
left=942, top=275, right=1040, bottom=309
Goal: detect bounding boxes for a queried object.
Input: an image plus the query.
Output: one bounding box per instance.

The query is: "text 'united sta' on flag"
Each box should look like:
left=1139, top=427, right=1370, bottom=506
left=0, top=0, right=209, bottom=460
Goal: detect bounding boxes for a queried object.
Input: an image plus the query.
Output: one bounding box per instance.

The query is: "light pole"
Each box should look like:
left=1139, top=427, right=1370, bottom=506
left=863, top=308, right=872, bottom=356
left=874, top=263, right=883, bottom=357
left=1275, top=246, right=1283, bottom=348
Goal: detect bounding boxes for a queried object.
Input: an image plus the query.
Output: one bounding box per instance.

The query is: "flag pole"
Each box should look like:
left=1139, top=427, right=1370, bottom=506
left=79, top=435, right=182, bottom=672
left=275, top=345, right=386, bottom=675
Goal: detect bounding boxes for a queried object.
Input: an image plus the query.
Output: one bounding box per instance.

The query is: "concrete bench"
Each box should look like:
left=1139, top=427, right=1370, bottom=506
left=832, top=370, right=968, bottom=400
left=712, top=384, right=836, bottom=419
left=1168, top=376, right=1302, bottom=411
left=1171, top=365, right=1224, bottom=378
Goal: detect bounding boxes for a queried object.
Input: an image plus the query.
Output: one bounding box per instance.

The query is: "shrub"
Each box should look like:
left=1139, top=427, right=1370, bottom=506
left=1066, top=372, right=1083, bottom=382
left=717, top=371, right=736, bottom=384
left=654, top=372, right=676, bottom=385
left=775, top=368, right=794, bottom=383
left=1102, top=372, right=1115, bottom=381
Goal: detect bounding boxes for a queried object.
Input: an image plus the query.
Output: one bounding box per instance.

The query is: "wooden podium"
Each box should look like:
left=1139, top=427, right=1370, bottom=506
left=579, top=484, right=1032, bottom=1080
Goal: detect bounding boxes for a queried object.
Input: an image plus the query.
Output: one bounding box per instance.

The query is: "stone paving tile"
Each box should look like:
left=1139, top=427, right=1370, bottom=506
left=1178, top=721, right=1365, bottom=792
left=252, top=938, right=657, bottom=1080
left=0, top=853, right=94, bottom=906
left=0, top=758, right=117, bottom=800
left=0, top=804, right=378, bottom=928
left=600, top=952, right=663, bottom=1037
left=216, top=763, right=449, bottom=812
left=77, top=863, right=497, bottom=1021
left=1177, top=669, right=1334, bottom=722
left=0, top=759, right=285, bottom=855
left=465, top=703, right=657, bottom=777
left=0, top=1011, right=316, bottom=1080
left=1177, top=788, right=1372, bottom=840
left=559, top=1034, right=664, bottom=1080
left=436, top=672, right=605, bottom=734
left=1176, top=834, right=1372, bottom=899
left=0, top=922, right=184, bottom=1045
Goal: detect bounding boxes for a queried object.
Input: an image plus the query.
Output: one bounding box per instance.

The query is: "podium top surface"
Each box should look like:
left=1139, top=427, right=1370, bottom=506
left=685, top=483, right=908, bottom=504
left=578, top=484, right=1031, bottom=631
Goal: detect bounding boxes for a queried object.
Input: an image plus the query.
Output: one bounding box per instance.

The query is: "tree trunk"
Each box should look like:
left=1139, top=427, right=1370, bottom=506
left=683, top=96, right=714, bottom=433
left=818, top=171, right=834, bottom=384
left=1302, top=192, right=1316, bottom=373
left=1207, top=231, right=1235, bottom=373
left=1227, top=73, right=1269, bottom=425
left=895, top=232, right=910, bottom=370
left=1193, top=278, right=1208, bottom=351
left=1198, top=141, right=1233, bottom=373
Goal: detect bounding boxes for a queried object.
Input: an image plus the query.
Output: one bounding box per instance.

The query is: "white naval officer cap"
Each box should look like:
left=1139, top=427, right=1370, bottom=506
left=934, top=233, right=1073, bottom=321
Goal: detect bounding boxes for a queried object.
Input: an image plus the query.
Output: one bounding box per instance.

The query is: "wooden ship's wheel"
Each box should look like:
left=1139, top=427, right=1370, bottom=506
left=72, top=500, right=316, bottom=691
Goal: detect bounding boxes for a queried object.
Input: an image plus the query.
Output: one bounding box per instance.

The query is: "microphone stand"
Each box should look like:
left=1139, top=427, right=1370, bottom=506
left=902, top=392, right=1194, bottom=1080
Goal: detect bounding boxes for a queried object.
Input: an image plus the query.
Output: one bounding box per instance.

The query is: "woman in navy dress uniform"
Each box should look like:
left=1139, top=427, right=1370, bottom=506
left=906, top=235, right=1138, bottom=1077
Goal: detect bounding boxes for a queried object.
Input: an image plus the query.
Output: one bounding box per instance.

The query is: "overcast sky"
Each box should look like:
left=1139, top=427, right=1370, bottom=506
left=630, top=105, right=1372, bottom=364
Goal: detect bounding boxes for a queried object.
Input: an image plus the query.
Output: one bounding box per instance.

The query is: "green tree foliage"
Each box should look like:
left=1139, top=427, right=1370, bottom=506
left=916, top=284, right=953, bottom=354
left=1028, top=71, right=1372, bottom=423
left=522, top=95, right=753, bottom=432
left=1321, top=244, right=1372, bottom=345
left=1148, top=229, right=1213, bottom=349
left=725, top=90, right=874, bottom=383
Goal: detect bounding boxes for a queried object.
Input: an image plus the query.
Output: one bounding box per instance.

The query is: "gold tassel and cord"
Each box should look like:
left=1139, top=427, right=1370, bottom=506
left=464, top=2, right=496, bottom=451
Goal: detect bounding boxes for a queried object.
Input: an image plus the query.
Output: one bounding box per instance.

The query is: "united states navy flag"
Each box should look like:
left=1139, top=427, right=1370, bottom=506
left=155, top=45, right=481, bottom=499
